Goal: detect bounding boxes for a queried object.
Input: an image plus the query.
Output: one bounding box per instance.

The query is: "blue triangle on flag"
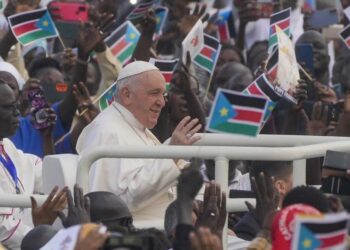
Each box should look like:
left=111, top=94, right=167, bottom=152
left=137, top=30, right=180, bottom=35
left=210, top=91, right=236, bottom=128
left=125, top=23, right=139, bottom=43
left=297, top=225, right=321, bottom=250
left=35, top=11, right=56, bottom=34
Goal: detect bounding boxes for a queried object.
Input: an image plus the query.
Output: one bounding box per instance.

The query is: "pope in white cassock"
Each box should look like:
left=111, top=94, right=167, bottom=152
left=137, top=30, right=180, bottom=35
left=0, top=81, right=66, bottom=250
left=76, top=61, right=202, bottom=224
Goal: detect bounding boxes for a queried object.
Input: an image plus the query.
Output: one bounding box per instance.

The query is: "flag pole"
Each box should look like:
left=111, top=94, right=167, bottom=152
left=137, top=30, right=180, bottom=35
left=57, top=35, right=66, bottom=50
left=297, top=63, right=313, bottom=82
left=203, top=43, right=222, bottom=104
left=78, top=97, right=99, bottom=117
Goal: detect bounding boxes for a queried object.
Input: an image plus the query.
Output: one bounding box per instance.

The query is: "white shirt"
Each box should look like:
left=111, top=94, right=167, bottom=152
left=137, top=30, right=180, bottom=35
left=0, top=139, right=42, bottom=250
left=76, top=102, right=181, bottom=223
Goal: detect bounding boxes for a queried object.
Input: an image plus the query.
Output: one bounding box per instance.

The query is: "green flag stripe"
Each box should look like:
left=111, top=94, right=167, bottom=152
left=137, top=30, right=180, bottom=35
left=194, top=54, right=213, bottom=72
left=18, top=30, right=55, bottom=44
left=213, top=122, right=259, bottom=136
left=117, top=44, right=135, bottom=64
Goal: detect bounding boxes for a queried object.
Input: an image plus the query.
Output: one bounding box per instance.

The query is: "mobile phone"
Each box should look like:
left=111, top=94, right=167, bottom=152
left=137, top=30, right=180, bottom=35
left=307, top=8, right=339, bottom=29
left=28, top=89, right=51, bottom=130
left=54, top=21, right=80, bottom=48
left=41, top=81, right=69, bottom=104
left=295, top=43, right=314, bottom=75
left=325, top=102, right=342, bottom=124
left=323, top=150, right=350, bottom=172
left=49, top=1, right=89, bottom=22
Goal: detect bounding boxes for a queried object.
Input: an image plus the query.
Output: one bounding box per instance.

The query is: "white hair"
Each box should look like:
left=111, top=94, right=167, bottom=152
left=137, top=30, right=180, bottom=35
left=114, top=74, right=142, bottom=102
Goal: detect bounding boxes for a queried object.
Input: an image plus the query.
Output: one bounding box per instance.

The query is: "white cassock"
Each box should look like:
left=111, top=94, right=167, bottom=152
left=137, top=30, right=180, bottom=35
left=76, top=102, right=182, bottom=224
left=0, top=139, right=42, bottom=250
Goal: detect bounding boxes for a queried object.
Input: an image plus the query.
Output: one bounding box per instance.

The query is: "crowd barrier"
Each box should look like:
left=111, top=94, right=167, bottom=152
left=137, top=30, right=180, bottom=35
left=1, top=134, right=350, bottom=249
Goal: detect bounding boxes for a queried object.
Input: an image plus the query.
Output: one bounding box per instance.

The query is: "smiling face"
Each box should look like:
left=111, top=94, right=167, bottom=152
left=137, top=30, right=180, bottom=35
left=119, top=70, right=166, bottom=129
left=0, top=84, right=20, bottom=139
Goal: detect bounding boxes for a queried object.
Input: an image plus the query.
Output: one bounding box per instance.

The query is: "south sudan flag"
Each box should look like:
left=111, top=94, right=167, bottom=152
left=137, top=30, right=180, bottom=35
left=8, top=9, right=58, bottom=46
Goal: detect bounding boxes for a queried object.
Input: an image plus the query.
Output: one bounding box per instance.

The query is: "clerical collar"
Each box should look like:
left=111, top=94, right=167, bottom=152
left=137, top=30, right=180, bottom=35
left=112, top=102, right=145, bottom=131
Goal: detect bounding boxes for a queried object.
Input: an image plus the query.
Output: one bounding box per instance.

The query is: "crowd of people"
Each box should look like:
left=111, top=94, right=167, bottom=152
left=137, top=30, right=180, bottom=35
left=1, top=0, right=350, bottom=249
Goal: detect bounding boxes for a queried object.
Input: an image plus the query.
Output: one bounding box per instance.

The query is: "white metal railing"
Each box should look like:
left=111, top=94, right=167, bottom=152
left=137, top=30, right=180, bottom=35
left=2, top=134, right=350, bottom=209
left=1, top=135, right=350, bottom=249
left=0, top=135, right=350, bottom=249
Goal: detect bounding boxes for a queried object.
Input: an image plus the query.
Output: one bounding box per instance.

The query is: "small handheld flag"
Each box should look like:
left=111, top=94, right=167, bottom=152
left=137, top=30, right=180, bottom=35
left=292, top=212, right=350, bottom=250
left=207, top=88, right=268, bottom=137
left=154, top=6, right=168, bottom=36
left=275, top=25, right=299, bottom=103
left=8, top=9, right=58, bottom=46
left=127, top=1, right=155, bottom=20
left=98, top=82, right=118, bottom=111
left=216, top=8, right=235, bottom=43
left=340, top=24, right=350, bottom=49
left=149, top=58, right=179, bottom=89
left=105, top=21, right=141, bottom=66
left=181, top=20, right=204, bottom=62
left=243, top=73, right=282, bottom=122
left=193, top=33, right=221, bottom=74
left=268, top=8, right=291, bottom=53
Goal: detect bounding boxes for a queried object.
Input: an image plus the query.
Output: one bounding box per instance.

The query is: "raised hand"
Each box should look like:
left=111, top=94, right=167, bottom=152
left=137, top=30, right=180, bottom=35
left=170, top=116, right=202, bottom=145
left=139, top=10, right=157, bottom=36
left=57, top=184, right=91, bottom=228
left=301, top=102, right=336, bottom=136
left=190, top=228, right=222, bottom=250
left=245, top=173, right=279, bottom=230
left=292, top=79, right=308, bottom=110
left=177, top=159, right=203, bottom=201
left=31, top=186, right=68, bottom=226
left=196, top=182, right=226, bottom=237
left=77, top=13, right=115, bottom=59
left=178, top=4, right=209, bottom=37
left=73, top=82, right=99, bottom=125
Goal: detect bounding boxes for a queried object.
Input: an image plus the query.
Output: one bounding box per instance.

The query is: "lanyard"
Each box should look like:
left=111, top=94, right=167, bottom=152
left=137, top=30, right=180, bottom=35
left=0, top=154, right=19, bottom=193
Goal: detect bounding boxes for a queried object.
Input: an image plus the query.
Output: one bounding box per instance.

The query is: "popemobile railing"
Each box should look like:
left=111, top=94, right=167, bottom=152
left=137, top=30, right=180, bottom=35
left=1, top=134, right=350, bottom=249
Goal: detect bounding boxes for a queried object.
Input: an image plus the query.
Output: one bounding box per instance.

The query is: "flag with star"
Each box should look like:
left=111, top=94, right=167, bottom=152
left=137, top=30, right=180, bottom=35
left=193, top=33, right=221, bottom=74
left=207, top=88, right=268, bottom=136
left=105, top=21, right=141, bottom=66
left=242, top=73, right=282, bottom=122
left=216, top=8, right=235, bottom=43
left=149, top=58, right=179, bottom=90
left=268, top=7, right=291, bottom=53
left=8, top=9, right=58, bottom=46
left=154, top=6, right=168, bottom=37
left=292, top=212, right=349, bottom=250
left=340, top=24, right=350, bottom=50
left=98, top=82, right=118, bottom=111
left=127, top=1, right=155, bottom=20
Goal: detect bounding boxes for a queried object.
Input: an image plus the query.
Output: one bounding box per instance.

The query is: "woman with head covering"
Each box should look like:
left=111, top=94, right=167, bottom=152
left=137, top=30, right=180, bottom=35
left=0, top=61, right=25, bottom=99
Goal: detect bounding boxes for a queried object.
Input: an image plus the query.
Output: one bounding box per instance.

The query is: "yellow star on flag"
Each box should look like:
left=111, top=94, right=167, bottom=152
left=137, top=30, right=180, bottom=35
left=156, top=17, right=160, bottom=24
left=303, top=238, right=312, bottom=248
left=220, top=107, right=228, bottom=117
left=129, top=33, right=136, bottom=39
left=42, top=20, right=49, bottom=27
